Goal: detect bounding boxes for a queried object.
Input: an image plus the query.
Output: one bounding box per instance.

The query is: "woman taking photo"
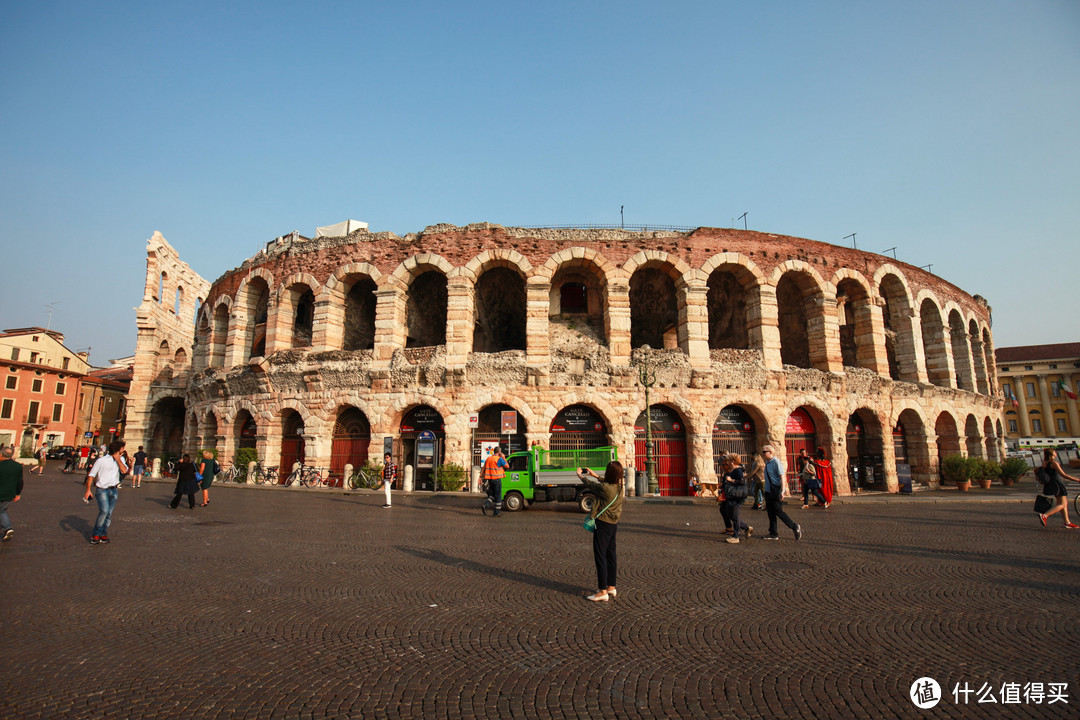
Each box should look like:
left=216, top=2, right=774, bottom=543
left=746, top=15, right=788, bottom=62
left=1038, top=448, right=1079, bottom=529
left=578, top=461, right=624, bottom=602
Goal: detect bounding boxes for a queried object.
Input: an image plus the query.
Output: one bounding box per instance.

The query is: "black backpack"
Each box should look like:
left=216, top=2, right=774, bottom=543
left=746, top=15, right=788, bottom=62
left=1034, top=465, right=1048, bottom=485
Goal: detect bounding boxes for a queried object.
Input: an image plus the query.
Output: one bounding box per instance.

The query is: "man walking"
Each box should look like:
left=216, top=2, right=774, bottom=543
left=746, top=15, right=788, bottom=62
left=378, top=452, right=396, bottom=508
left=0, top=446, right=25, bottom=542
left=31, top=443, right=48, bottom=475
left=132, top=446, right=148, bottom=488
left=761, top=445, right=801, bottom=541
left=84, top=440, right=129, bottom=544
left=481, top=447, right=507, bottom=517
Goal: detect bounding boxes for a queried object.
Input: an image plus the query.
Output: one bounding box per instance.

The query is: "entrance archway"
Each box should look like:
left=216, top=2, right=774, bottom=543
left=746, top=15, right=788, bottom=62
left=934, top=412, right=961, bottom=483
left=712, top=405, right=758, bottom=474
left=148, top=397, right=186, bottom=458
left=635, top=404, right=688, bottom=496
left=896, top=409, right=931, bottom=488
left=550, top=405, right=609, bottom=451
left=784, top=408, right=817, bottom=495
left=279, top=411, right=306, bottom=481
left=847, top=411, right=885, bottom=491
left=472, top=405, right=527, bottom=467
left=400, top=405, right=445, bottom=491
left=331, top=408, right=370, bottom=484
left=235, top=411, right=257, bottom=453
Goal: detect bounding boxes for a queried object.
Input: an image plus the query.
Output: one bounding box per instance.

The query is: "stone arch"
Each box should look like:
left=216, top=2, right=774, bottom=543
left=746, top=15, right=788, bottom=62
left=330, top=406, right=372, bottom=478
left=390, top=253, right=455, bottom=288
left=391, top=258, right=451, bottom=349
left=981, top=326, right=996, bottom=394
left=983, top=415, right=998, bottom=461
left=877, top=270, right=917, bottom=381
left=964, top=413, right=983, bottom=459
left=969, top=318, right=989, bottom=395
left=846, top=406, right=887, bottom=492
left=462, top=249, right=533, bottom=282
left=918, top=294, right=951, bottom=388
left=704, top=258, right=761, bottom=351
left=894, top=406, right=932, bottom=488
left=235, top=270, right=273, bottom=361
left=772, top=263, right=830, bottom=370
left=934, top=411, right=962, bottom=480
left=833, top=270, right=876, bottom=372
left=626, top=256, right=688, bottom=351
left=320, top=263, right=382, bottom=351
left=276, top=273, right=320, bottom=350
left=947, top=307, right=974, bottom=391
left=545, top=252, right=611, bottom=346
left=710, top=401, right=771, bottom=476
left=472, top=263, right=527, bottom=353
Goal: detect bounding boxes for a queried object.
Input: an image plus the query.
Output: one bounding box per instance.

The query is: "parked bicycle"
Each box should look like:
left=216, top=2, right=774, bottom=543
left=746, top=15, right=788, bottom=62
left=249, top=462, right=279, bottom=485
left=161, top=459, right=177, bottom=479
left=286, top=463, right=327, bottom=488
left=347, top=465, right=381, bottom=490
left=220, top=462, right=246, bottom=483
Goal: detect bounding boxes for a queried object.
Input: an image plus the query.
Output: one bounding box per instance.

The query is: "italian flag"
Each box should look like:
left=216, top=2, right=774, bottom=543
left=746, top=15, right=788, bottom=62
left=1059, top=380, right=1078, bottom=401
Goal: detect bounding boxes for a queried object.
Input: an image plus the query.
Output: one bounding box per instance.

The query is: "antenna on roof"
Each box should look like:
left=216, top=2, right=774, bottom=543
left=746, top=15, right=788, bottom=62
left=921, top=264, right=933, bottom=273
left=620, top=206, right=624, bottom=229
left=738, top=212, right=748, bottom=230
left=45, top=302, right=59, bottom=331
left=844, top=233, right=857, bottom=249
left=883, top=247, right=897, bottom=259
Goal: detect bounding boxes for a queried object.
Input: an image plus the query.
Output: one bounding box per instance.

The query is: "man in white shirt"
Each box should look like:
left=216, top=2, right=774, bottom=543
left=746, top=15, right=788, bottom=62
left=84, top=440, right=129, bottom=545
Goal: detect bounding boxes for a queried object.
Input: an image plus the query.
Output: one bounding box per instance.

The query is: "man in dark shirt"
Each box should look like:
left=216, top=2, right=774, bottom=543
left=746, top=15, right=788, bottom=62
left=0, top=446, right=25, bottom=542
left=132, top=446, right=148, bottom=488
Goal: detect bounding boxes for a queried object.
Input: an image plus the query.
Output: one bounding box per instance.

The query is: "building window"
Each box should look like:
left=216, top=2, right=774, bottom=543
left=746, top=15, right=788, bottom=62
left=98, top=397, right=104, bottom=413
left=1008, top=419, right=1018, bottom=433
left=1057, top=419, right=1067, bottom=433
left=31, top=379, right=43, bottom=393
left=1026, top=382, right=1036, bottom=398
left=0, top=399, right=12, bottom=419
left=1001, top=366, right=1009, bottom=372
left=1003, top=382, right=1012, bottom=397
left=4, top=376, right=15, bottom=390
left=1024, top=365, right=1033, bottom=371
left=29, top=352, right=39, bottom=363
left=27, top=401, right=39, bottom=424
left=62, top=357, right=69, bottom=370
left=56, top=382, right=66, bottom=395
left=52, top=403, right=63, bottom=422
left=1032, top=418, right=1043, bottom=433
left=10, top=348, right=19, bottom=361
left=1052, top=382, right=1061, bottom=398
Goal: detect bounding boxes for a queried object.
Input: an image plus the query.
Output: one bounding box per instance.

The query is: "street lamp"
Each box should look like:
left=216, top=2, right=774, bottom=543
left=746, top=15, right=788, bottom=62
left=635, top=345, right=659, bottom=494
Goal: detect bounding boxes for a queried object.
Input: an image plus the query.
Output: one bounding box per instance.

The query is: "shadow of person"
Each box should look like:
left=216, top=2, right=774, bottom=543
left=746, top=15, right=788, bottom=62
left=396, top=545, right=585, bottom=596
left=59, top=514, right=92, bottom=538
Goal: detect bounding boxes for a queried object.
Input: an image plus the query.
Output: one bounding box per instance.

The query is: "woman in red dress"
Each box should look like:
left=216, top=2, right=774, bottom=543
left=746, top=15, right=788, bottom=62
left=814, top=447, right=834, bottom=506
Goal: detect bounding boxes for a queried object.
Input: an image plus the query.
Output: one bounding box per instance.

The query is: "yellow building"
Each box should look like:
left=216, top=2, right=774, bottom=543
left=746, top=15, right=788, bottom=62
left=996, top=342, right=1080, bottom=447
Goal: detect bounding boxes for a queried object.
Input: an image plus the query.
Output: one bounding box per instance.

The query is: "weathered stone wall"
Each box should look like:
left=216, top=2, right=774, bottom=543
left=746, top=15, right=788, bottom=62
left=131, top=224, right=1002, bottom=493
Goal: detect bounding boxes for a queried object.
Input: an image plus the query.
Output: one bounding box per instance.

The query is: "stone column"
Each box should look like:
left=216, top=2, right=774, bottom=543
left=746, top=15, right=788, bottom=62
left=372, top=287, right=405, bottom=365
left=225, top=307, right=249, bottom=368
left=607, top=279, right=632, bottom=366
left=1014, top=376, right=1032, bottom=436
left=445, top=276, right=473, bottom=368
left=680, top=284, right=710, bottom=369
left=1037, top=376, right=1055, bottom=437
left=814, top=289, right=843, bottom=373
left=861, top=299, right=890, bottom=376
left=264, top=289, right=288, bottom=355
left=1066, top=374, right=1080, bottom=436
left=757, top=285, right=783, bottom=371
left=895, top=311, right=925, bottom=383
left=312, top=291, right=342, bottom=351
left=525, top=277, right=551, bottom=375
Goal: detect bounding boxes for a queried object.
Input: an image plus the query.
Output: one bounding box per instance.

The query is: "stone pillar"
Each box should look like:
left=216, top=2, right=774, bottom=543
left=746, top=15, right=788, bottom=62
left=525, top=277, right=551, bottom=375
left=814, top=289, right=843, bottom=373
left=445, top=276, right=473, bottom=367
left=757, top=285, right=783, bottom=371
left=265, top=289, right=288, bottom=355
left=950, top=326, right=974, bottom=392
left=1037, top=376, right=1054, bottom=437
left=969, top=332, right=988, bottom=395
left=1066, top=374, right=1080, bottom=437
left=225, top=307, right=249, bottom=368
left=607, top=279, right=632, bottom=366
left=372, top=287, right=405, bottom=365
left=1014, top=376, right=1032, bottom=436
left=895, top=311, right=924, bottom=383
left=680, top=284, right=710, bottom=369
left=860, top=299, right=890, bottom=376
left=312, top=290, right=342, bottom=351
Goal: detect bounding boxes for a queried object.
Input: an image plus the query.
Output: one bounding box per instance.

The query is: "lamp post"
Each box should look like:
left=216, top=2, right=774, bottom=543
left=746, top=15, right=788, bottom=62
left=636, top=345, right=659, bottom=494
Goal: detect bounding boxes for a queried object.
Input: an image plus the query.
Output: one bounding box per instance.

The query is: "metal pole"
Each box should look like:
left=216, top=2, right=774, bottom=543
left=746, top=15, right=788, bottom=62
left=637, top=346, right=659, bottom=494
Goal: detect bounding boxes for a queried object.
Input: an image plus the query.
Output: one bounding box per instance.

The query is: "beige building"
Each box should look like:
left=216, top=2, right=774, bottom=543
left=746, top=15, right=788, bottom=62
left=996, top=342, right=1080, bottom=447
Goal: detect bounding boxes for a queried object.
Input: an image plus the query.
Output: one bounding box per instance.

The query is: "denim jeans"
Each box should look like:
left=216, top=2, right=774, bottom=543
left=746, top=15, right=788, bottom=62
left=93, top=486, right=119, bottom=537
left=0, top=499, right=11, bottom=532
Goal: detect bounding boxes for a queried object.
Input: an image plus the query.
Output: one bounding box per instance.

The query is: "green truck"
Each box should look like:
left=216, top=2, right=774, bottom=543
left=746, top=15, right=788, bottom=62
left=499, top=446, right=618, bottom=512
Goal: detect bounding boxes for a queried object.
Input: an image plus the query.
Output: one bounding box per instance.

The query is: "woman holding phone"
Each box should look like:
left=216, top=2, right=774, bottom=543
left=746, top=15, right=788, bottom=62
left=577, top=461, right=625, bottom=602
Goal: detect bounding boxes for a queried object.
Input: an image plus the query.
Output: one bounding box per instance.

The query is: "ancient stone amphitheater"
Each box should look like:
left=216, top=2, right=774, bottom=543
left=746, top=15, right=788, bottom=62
left=127, top=223, right=1002, bottom=495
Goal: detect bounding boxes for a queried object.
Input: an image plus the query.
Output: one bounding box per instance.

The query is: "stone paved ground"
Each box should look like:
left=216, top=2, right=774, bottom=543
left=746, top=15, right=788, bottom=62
left=2, top=471, right=1078, bottom=720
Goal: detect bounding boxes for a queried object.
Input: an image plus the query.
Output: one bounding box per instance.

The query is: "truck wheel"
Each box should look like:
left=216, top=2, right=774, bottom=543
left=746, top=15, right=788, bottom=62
left=578, top=493, right=597, bottom=514
left=504, top=491, right=525, bottom=512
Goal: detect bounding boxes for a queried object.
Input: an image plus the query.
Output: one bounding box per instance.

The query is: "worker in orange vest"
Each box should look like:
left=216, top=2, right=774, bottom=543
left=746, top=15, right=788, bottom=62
left=481, top=447, right=507, bottom=517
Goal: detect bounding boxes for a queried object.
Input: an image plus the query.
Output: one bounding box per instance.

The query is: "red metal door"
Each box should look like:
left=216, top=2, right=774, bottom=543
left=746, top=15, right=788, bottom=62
left=635, top=432, right=688, bottom=496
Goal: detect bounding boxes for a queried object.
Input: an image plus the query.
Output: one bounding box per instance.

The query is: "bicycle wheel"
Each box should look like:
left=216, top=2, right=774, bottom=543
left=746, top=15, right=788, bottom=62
left=1074, top=492, right=1080, bottom=518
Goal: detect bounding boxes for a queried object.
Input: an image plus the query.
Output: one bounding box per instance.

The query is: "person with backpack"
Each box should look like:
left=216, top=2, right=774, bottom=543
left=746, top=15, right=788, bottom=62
left=800, top=449, right=827, bottom=509
left=721, top=454, right=753, bottom=544
left=1037, top=448, right=1079, bottom=529
left=761, top=445, right=802, bottom=541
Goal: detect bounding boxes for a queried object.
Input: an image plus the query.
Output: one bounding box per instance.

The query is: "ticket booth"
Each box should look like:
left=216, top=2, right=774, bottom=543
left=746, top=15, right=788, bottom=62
left=400, top=405, right=444, bottom=491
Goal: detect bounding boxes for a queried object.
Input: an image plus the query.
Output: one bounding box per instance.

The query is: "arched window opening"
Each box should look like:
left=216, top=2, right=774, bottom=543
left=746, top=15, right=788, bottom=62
left=560, top=282, right=587, bottom=313
left=331, top=408, right=370, bottom=483
left=175, top=285, right=184, bottom=316
left=630, top=267, right=678, bottom=350
left=344, top=277, right=377, bottom=351
left=776, top=274, right=814, bottom=369
left=473, top=267, right=526, bottom=353
left=949, top=311, right=973, bottom=391
left=292, top=288, right=315, bottom=348
left=920, top=299, right=950, bottom=388
left=706, top=270, right=749, bottom=350
left=406, top=271, right=447, bottom=348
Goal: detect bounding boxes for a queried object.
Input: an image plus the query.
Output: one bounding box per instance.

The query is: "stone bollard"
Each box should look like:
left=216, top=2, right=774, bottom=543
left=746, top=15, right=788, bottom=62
left=151, top=457, right=162, bottom=479
left=247, top=460, right=257, bottom=484
left=470, top=466, right=481, bottom=493
left=343, top=463, right=353, bottom=490
left=403, top=465, right=414, bottom=492
left=625, top=467, right=635, bottom=497
left=288, top=461, right=301, bottom=486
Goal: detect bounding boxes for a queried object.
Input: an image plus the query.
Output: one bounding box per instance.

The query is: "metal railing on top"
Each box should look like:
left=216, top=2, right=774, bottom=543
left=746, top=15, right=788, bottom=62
left=520, top=224, right=700, bottom=232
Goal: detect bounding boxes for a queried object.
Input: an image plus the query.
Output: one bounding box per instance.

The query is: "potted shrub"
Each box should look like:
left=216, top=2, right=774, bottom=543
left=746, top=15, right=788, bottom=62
left=941, top=454, right=973, bottom=491
left=436, top=462, right=467, bottom=491
left=975, top=459, right=999, bottom=490
left=999, top=457, right=1028, bottom=487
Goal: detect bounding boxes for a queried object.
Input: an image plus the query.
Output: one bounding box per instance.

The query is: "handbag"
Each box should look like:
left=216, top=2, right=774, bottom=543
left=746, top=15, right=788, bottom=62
left=1033, top=495, right=1053, bottom=514
left=724, top=480, right=749, bottom=500
left=584, top=495, right=618, bottom=532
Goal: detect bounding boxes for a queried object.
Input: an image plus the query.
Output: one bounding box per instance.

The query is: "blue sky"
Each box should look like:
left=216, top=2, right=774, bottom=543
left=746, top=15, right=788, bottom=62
left=2, top=1, right=1077, bottom=364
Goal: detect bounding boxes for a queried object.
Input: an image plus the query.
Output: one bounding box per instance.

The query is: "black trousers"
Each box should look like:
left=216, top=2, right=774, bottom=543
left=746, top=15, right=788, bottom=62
left=802, top=486, right=826, bottom=505
left=719, top=500, right=732, bottom=529
left=727, top=500, right=750, bottom=538
left=593, top=519, right=618, bottom=589
left=484, top=477, right=502, bottom=514
left=170, top=492, right=196, bottom=509
left=766, top=496, right=797, bottom=536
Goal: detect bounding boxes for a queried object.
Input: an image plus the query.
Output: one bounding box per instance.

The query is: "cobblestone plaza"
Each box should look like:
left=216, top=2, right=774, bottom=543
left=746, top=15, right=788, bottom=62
left=3, top=472, right=1078, bottom=719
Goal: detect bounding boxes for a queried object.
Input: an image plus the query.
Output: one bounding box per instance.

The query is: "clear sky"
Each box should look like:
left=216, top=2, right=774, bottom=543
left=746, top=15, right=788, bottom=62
left=2, top=1, right=1077, bottom=364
